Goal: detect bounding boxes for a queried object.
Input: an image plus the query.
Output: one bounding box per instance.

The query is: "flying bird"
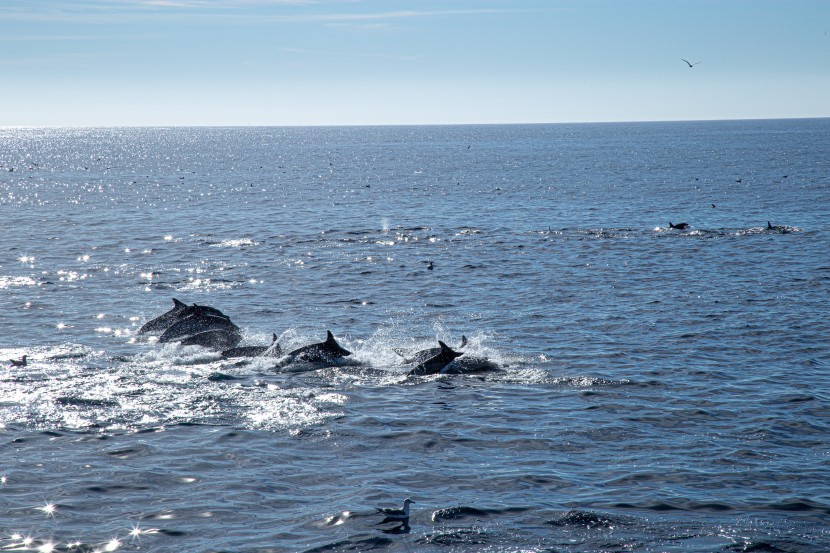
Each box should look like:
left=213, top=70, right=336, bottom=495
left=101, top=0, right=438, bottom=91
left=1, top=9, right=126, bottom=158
left=682, top=59, right=702, bottom=68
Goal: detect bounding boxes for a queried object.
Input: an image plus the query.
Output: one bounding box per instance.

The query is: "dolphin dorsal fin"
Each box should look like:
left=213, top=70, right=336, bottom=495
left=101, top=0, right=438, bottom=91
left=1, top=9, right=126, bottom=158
left=325, top=330, right=336, bottom=343
left=439, top=341, right=463, bottom=358
left=271, top=333, right=278, bottom=344
left=459, top=335, right=468, bottom=348
left=173, top=298, right=186, bottom=308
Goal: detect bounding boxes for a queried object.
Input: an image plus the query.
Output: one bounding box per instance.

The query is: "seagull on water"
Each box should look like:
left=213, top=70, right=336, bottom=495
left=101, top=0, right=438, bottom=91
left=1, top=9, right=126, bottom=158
left=376, top=498, right=414, bottom=524
left=682, top=59, right=701, bottom=68
left=9, top=355, right=27, bottom=367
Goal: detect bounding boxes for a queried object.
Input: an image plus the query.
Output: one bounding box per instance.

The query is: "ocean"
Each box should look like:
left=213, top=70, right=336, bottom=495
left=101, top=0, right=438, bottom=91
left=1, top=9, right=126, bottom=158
left=1, top=120, right=829, bottom=552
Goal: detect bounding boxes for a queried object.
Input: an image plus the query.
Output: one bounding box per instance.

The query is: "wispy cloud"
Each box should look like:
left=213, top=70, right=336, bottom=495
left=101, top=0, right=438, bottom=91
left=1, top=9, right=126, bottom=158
left=0, top=1, right=326, bottom=24
left=132, top=0, right=320, bottom=7
left=0, top=51, right=117, bottom=67
left=0, top=33, right=145, bottom=41
left=0, top=2, right=544, bottom=25
left=278, top=45, right=421, bottom=63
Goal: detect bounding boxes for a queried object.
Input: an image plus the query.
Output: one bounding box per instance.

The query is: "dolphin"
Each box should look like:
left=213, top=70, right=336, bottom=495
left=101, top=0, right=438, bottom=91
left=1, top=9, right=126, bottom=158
left=221, top=333, right=283, bottom=359
left=180, top=328, right=243, bottom=350
left=767, top=221, right=789, bottom=232
left=9, top=355, right=27, bottom=367
left=443, top=356, right=502, bottom=374
left=137, top=298, right=189, bottom=334
left=669, top=222, right=689, bottom=230
left=138, top=299, right=229, bottom=335
left=285, top=330, right=351, bottom=363
left=158, top=312, right=238, bottom=343
left=395, top=335, right=467, bottom=364
left=408, top=341, right=464, bottom=376
left=184, top=303, right=228, bottom=319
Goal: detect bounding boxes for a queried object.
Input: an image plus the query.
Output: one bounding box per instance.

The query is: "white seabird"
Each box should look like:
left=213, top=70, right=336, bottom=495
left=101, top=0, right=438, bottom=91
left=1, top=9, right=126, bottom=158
left=375, top=498, right=414, bottom=523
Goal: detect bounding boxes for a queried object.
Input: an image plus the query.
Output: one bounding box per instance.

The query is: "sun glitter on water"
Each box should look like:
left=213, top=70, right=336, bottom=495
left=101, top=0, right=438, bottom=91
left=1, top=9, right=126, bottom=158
left=38, top=502, right=57, bottom=517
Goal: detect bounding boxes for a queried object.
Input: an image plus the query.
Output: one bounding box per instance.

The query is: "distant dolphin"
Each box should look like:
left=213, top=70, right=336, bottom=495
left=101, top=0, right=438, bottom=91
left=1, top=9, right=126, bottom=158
left=767, top=221, right=789, bottom=233
left=9, top=355, right=27, bottom=367
left=669, top=221, right=689, bottom=230
left=221, top=333, right=282, bottom=359
left=180, top=328, right=242, bottom=350
left=395, top=335, right=467, bottom=364
left=408, top=341, right=464, bottom=376
left=158, top=312, right=238, bottom=343
left=285, top=331, right=351, bottom=363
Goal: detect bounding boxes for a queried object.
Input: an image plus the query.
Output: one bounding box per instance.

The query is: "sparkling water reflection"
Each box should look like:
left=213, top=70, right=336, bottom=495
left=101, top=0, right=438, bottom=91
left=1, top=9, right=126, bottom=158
left=1, top=121, right=829, bottom=551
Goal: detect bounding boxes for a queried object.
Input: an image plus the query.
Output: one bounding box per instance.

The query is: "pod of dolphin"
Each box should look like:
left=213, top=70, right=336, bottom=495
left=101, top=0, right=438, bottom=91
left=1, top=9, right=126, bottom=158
left=138, top=298, right=468, bottom=376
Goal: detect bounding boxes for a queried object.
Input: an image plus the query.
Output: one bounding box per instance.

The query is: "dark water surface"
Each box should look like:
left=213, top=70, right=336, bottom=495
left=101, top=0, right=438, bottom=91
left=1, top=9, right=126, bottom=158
left=1, top=121, right=829, bottom=552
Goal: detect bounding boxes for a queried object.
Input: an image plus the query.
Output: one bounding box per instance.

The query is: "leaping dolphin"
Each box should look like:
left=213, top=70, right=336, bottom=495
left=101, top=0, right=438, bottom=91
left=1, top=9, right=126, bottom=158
left=669, top=221, right=689, bottom=230
left=137, top=298, right=189, bottom=334
left=408, top=341, right=464, bottom=376
left=285, top=331, right=351, bottom=363
left=138, top=298, right=229, bottom=335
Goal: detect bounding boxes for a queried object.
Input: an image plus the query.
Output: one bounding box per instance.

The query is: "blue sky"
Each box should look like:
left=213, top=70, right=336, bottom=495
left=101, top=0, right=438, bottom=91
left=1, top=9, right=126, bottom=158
left=1, top=0, right=828, bottom=125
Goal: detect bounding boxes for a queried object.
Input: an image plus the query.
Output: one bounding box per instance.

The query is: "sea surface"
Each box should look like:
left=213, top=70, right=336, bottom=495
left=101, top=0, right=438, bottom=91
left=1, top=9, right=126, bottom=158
left=1, top=120, right=829, bottom=552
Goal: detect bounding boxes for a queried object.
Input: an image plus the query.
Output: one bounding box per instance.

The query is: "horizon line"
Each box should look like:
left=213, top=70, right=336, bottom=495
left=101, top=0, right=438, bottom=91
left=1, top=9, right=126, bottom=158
left=2, top=116, right=829, bottom=130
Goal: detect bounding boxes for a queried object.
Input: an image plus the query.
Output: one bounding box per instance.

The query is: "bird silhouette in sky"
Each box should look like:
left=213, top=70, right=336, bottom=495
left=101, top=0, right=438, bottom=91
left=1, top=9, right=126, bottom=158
left=682, top=59, right=702, bottom=68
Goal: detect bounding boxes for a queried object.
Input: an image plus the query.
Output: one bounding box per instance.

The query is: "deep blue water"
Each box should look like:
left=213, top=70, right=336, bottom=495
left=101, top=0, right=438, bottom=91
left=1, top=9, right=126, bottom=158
left=1, top=120, right=829, bottom=552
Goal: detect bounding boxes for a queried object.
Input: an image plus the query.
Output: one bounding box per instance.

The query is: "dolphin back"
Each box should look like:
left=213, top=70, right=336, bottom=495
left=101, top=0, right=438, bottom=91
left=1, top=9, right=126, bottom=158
left=399, top=335, right=468, bottom=364
left=409, top=341, right=463, bottom=376
left=287, top=330, right=351, bottom=363
left=180, top=329, right=242, bottom=350
left=159, top=313, right=239, bottom=343
left=221, top=337, right=283, bottom=359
